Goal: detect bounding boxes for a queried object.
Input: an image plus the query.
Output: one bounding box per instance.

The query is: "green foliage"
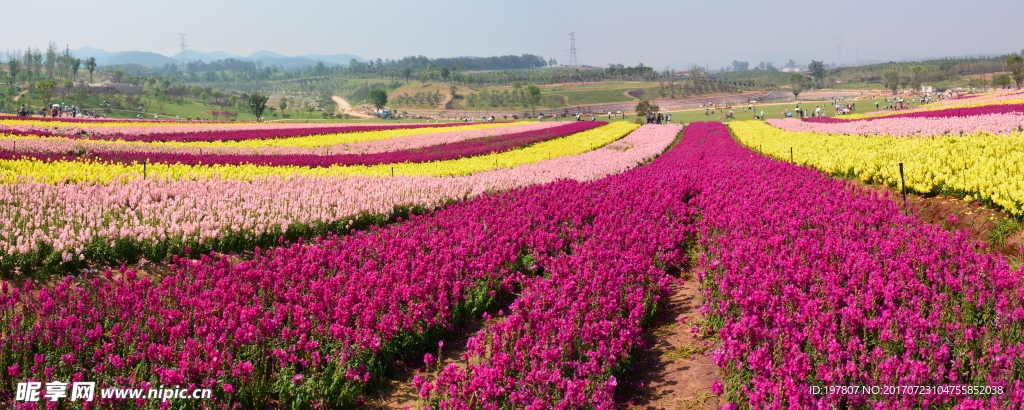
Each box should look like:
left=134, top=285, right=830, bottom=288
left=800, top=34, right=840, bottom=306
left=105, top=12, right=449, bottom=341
left=883, top=70, right=901, bottom=93
left=789, top=74, right=806, bottom=99
left=1007, top=55, right=1024, bottom=89
left=808, top=60, right=826, bottom=80
left=368, top=89, right=388, bottom=110
left=992, top=74, right=1012, bottom=88
left=526, top=84, right=542, bottom=114
left=635, top=99, right=660, bottom=117
left=36, top=80, right=57, bottom=109
left=247, top=92, right=270, bottom=121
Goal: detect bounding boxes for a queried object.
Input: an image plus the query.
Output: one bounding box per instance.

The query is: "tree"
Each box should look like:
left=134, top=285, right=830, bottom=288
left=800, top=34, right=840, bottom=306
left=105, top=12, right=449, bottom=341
left=73, top=85, right=89, bottom=108
left=247, top=92, right=270, bottom=121
left=789, top=74, right=806, bottom=100
left=526, top=85, right=542, bottom=115
left=154, top=88, right=168, bottom=114
left=808, top=60, right=826, bottom=80
left=71, top=58, right=81, bottom=81
left=440, top=66, right=450, bottom=82
left=883, top=70, right=901, bottom=94
left=7, top=58, right=20, bottom=80
left=1007, top=55, right=1024, bottom=89
left=635, top=99, right=660, bottom=118
left=909, top=66, right=924, bottom=92
left=992, top=74, right=1012, bottom=89
left=731, top=60, right=749, bottom=71
left=278, top=97, right=288, bottom=115
left=400, top=67, right=412, bottom=84
left=368, top=89, right=388, bottom=111
left=37, top=80, right=57, bottom=111
left=84, top=57, right=97, bottom=83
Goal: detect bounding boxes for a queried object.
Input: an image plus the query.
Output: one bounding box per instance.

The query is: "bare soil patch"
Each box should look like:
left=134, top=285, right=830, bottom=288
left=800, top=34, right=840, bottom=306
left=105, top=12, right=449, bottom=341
left=618, top=279, right=723, bottom=410
left=359, top=319, right=484, bottom=409
left=332, top=96, right=374, bottom=118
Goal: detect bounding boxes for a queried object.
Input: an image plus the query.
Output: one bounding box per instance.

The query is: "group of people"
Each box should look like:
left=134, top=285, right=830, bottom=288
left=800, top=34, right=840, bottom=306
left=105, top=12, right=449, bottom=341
left=645, top=112, right=671, bottom=124
left=14, top=104, right=104, bottom=118
left=874, top=97, right=913, bottom=111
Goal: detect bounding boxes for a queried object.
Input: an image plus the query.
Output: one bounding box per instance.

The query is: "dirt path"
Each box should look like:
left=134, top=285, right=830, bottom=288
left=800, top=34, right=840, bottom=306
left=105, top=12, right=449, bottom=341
left=332, top=96, right=374, bottom=118
left=12, top=90, right=28, bottom=102
left=359, top=320, right=484, bottom=409
left=619, top=278, right=723, bottom=410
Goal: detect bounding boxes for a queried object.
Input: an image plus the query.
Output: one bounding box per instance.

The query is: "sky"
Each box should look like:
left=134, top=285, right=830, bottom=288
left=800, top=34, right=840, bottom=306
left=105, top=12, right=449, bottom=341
left=3, top=0, right=1022, bottom=69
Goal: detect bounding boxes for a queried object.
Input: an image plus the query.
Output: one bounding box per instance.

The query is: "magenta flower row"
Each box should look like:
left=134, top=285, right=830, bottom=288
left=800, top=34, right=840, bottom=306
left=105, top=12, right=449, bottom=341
left=684, top=122, right=1022, bottom=408
left=1, top=122, right=604, bottom=168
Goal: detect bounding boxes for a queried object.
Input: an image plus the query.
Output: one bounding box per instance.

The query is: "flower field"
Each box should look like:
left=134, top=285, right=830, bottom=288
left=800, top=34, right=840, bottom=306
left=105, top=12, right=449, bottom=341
left=0, top=120, right=659, bottom=274
left=3, top=95, right=1024, bottom=410
left=0, top=122, right=637, bottom=182
left=836, top=89, right=1024, bottom=120
left=737, top=93, right=1024, bottom=218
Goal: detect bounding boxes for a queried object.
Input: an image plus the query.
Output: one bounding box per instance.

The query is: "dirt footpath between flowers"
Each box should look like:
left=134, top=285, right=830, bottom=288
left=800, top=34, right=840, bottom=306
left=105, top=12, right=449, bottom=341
left=617, top=277, right=722, bottom=410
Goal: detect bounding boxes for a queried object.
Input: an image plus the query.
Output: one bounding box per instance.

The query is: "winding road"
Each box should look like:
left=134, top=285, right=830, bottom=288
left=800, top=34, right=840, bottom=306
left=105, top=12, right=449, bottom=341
left=332, top=96, right=373, bottom=118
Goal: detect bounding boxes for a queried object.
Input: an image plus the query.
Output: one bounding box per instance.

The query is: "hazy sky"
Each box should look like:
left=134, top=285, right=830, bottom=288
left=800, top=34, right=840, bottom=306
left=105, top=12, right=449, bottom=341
left=4, top=0, right=1022, bottom=68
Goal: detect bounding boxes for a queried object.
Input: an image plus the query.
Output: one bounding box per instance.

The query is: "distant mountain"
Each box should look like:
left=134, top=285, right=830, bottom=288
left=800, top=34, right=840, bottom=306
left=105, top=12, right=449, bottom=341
left=104, top=51, right=178, bottom=67
left=74, top=46, right=116, bottom=64
left=172, top=50, right=245, bottom=62
left=295, top=53, right=368, bottom=66
left=248, top=50, right=285, bottom=59
left=254, top=56, right=341, bottom=69
left=74, top=47, right=367, bottom=69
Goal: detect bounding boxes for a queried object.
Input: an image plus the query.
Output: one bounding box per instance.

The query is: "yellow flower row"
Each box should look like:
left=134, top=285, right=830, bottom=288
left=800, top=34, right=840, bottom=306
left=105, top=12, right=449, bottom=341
left=0, top=122, right=638, bottom=184
left=0, top=123, right=513, bottom=149
left=730, top=120, right=1024, bottom=216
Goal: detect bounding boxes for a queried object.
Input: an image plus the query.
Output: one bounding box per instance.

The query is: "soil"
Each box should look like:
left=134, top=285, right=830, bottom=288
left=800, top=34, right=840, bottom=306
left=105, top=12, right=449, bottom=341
left=332, top=95, right=374, bottom=118
left=617, top=279, right=723, bottom=410
left=359, top=320, right=484, bottom=409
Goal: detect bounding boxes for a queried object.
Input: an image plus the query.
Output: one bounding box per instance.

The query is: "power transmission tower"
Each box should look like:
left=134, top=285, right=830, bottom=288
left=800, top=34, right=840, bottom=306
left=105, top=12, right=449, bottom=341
left=567, top=32, right=579, bottom=67
left=833, top=36, right=844, bottom=67
left=177, top=33, right=188, bottom=72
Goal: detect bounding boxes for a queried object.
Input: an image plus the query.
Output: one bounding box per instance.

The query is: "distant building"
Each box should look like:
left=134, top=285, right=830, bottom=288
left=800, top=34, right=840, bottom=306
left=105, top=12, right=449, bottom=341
left=782, top=66, right=808, bottom=73
left=921, top=86, right=933, bottom=93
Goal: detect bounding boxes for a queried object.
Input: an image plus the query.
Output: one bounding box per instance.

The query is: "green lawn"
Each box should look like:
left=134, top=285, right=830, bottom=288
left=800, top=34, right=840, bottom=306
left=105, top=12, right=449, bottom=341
left=566, top=97, right=896, bottom=125
left=549, top=88, right=639, bottom=105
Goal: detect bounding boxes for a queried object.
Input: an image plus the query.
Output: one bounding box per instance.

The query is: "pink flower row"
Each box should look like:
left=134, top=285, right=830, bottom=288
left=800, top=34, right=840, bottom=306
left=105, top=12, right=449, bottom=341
left=0, top=125, right=679, bottom=274
left=1, top=122, right=481, bottom=143
left=3, top=122, right=602, bottom=168
left=768, top=113, right=1024, bottom=137
left=0, top=125, right=683, bottom=408
left=0, top=122, right=561, bottom=156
